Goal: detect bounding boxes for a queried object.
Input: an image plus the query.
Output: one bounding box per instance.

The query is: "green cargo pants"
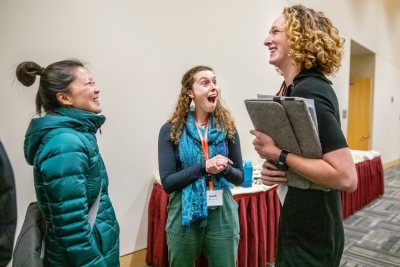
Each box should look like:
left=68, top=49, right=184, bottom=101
left=166, top=189, right=240, bottom=267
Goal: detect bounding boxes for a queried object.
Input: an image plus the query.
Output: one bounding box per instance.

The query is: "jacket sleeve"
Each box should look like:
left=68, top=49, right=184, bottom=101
left=37, top=132, right=106, bottom=267
left=0, top=141, right=17, bottom=266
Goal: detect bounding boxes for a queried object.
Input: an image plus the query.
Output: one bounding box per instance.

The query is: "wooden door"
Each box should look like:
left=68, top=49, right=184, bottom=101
left=347, top=78, right=372, bottom=150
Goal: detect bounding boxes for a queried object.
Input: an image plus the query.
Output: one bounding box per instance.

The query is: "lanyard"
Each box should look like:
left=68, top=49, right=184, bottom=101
left=278, top=81, right=293, bottom=96
left=195, top=122, right=213, bottom=190
left=278, top=81, right=286, bottom=96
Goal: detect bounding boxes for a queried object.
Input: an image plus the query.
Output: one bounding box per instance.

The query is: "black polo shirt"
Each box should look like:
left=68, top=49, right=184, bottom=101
left=275, top=68, right=347, bottom=267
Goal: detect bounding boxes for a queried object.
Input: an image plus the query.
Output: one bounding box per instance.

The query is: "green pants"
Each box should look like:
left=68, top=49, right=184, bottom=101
left=166, top=189, right=240, bottom=267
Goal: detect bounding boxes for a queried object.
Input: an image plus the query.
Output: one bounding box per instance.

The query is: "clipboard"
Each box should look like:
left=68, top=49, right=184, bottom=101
left=245, top=95, right=330, bottom=191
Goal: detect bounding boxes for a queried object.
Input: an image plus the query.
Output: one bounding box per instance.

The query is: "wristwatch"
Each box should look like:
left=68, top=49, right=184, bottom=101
left=277, top=149, right=290, bottom=171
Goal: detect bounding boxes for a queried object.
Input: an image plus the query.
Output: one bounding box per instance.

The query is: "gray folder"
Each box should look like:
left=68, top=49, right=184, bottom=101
left=245, top=95, right=330, bottom=191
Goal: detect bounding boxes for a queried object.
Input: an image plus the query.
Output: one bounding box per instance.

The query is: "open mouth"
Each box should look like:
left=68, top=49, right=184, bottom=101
left=207, top=95, right=217, bottom=104
left=270, top=47, right=277, bottom=55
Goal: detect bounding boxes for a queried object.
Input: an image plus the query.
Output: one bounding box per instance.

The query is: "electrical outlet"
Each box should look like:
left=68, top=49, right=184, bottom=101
left=342, top=109, right=347, bottom=119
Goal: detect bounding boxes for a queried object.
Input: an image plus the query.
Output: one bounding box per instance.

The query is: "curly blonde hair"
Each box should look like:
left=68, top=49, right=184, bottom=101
left=168, top=66, right=236, bottom=145
left=283, top=5, right=344, bottom=75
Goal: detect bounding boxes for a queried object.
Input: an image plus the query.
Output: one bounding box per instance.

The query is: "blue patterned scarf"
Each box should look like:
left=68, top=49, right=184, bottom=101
left=179, top=112, right=230, bottom=226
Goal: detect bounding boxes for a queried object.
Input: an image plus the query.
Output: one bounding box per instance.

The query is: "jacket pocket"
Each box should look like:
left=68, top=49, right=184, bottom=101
left=92, top=224, right=103, bottom=254
left=93, top=221, right=119, bottom=256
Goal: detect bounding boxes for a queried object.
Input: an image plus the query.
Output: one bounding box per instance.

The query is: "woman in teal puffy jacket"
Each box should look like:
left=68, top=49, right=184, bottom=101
left=16, top=59, right=120, bottom=266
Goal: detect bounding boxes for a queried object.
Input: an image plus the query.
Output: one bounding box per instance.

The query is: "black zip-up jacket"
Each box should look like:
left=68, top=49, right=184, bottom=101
left=0, top=140, right=17, bottom=267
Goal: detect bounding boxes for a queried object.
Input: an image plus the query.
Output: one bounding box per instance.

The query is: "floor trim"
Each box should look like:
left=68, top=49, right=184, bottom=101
left=120, top=248, right=147, bottom=267
left=383, top=159, right=400, bottom=169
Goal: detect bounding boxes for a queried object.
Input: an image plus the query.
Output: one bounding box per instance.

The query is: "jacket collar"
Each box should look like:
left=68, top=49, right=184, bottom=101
left=54, top=107, right=106, bottom=133
left=24, top=108, right=105, bottom=165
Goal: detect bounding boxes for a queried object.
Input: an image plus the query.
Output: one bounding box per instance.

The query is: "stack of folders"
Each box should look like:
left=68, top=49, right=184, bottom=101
left=245, top=95, right=330, bottom=191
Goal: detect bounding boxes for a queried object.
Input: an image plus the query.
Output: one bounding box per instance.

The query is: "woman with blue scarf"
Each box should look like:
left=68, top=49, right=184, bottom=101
left=158, top=65, right=244, bottom=266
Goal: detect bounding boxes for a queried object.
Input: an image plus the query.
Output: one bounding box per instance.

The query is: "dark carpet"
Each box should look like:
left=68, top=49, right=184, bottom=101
left=340, top=164, right=400, bottom=267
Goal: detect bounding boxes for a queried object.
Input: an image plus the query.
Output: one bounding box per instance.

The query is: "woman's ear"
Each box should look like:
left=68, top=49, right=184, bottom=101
left=56, top=92, right=73, bottom=107
left=187, top=89, right=194, bottom=99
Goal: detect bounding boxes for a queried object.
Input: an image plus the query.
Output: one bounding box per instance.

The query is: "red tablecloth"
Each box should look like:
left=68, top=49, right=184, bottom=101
left=147, top=156, right=384, bottom=266
left=146, top=183, right=169, bottom=267
left=341, top=156, right=384, bottom=219
left=146, top=184, right=280, bottom=267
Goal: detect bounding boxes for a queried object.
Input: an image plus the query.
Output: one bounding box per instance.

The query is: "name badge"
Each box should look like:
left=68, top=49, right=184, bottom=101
left=206, top=190, right=223, bottom=207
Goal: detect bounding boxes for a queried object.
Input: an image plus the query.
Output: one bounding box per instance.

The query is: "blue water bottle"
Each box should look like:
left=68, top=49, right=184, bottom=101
left=242, top=160, right=253, bottom=188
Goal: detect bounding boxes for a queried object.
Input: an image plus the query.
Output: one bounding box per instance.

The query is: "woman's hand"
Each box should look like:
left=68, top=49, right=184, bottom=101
left=260, top=160, right=287, bottom=186
left=206, top=155, right=233, bottom=175
left=250, top=130, right=281, bottom=161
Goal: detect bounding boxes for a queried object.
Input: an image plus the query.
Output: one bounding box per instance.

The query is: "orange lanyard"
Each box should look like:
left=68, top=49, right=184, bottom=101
left=278, top=81, right=294, bottom=96
left=278, top=81, right=286, bottom=96
left=195, top=122, right=213, bottom=190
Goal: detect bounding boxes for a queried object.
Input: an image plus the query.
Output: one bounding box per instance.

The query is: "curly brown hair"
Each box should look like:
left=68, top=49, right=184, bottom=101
left=168, top=66, right=236, bottom=145
left=283, top=5, right=344, bottom=75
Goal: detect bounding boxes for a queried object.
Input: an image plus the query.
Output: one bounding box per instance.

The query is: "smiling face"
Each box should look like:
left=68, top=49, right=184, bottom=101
left=57, top=67, right=101, bottom=113
left=264, top=14, right=292, bottom=71
left=188, top=70, right=220, bottom=120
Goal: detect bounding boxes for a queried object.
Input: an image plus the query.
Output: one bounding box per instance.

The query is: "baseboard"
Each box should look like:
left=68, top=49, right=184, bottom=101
left=120, top=248, right=147, bottom=267
left=383, top=159, right=400, bottom=169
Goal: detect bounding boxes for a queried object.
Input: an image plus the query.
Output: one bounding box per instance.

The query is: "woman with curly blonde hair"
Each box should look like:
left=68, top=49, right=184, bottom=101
left=251, top=5, right=357, bottom=266
left=158, top=65, right=243, bottom=266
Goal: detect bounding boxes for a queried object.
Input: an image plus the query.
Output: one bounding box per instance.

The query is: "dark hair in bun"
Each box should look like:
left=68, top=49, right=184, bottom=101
left=16, top=59, right=84, bottom=114
left=15, top=61, right=43, bottom=87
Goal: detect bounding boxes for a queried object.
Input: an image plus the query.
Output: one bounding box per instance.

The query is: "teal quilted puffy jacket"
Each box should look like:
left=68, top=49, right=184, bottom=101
left=24, top=108, right=120, bottom=267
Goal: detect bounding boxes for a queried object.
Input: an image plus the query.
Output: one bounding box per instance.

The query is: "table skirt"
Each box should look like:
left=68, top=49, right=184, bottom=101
left=147, top=156, right=384, bottom=266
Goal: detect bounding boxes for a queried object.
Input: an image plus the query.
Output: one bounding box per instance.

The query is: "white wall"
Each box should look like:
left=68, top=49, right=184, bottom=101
left=1, top=0, right=399, bottom=257
left=330, top=35, right=352, bottom=137
left=350, top=54, right=375, bottom=79
left=372, top=57, right=400, bottom=162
